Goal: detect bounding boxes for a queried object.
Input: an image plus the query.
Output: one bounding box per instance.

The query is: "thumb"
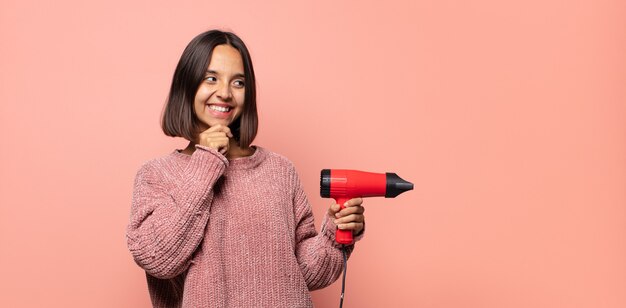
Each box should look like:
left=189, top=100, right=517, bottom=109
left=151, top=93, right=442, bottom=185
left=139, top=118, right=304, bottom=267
left=327, top=203, right=341, bottom=216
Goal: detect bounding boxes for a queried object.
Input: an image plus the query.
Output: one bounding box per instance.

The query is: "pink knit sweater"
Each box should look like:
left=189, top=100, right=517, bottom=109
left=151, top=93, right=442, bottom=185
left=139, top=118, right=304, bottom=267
left=127, top=144, right=361, bottom=307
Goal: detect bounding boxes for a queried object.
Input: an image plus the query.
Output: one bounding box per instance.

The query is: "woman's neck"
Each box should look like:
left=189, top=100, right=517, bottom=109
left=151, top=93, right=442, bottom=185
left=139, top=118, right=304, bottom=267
left=181, top=139, right=254, bottom=159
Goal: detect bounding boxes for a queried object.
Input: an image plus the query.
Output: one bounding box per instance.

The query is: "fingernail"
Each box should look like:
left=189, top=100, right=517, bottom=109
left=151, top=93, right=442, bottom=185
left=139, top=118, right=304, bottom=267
left=335, top=213, right=341, bottom=218
left=337, top=224, right=344, bottom=229
left=333, top=219, right=338, bottom=224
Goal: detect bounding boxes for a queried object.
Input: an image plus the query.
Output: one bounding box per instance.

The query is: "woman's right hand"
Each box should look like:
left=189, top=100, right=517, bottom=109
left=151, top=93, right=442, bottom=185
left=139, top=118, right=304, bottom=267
left=198, top=124, right=233, bottom=155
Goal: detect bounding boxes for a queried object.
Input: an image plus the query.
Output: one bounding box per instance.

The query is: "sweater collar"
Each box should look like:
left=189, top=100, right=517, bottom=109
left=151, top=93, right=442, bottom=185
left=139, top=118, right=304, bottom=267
left=172, top=145, right=267, bottom=170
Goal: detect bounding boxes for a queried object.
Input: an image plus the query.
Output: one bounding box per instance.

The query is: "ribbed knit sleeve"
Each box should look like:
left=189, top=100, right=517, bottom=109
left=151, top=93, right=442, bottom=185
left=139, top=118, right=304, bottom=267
left=291, top=170, right=364, bottom=291
left=126, top=145, right=228, bottom=279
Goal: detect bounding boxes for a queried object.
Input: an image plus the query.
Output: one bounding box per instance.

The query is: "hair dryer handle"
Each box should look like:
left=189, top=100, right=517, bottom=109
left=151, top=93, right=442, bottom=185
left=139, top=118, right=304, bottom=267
left=334, top=197, right=353, bottom=245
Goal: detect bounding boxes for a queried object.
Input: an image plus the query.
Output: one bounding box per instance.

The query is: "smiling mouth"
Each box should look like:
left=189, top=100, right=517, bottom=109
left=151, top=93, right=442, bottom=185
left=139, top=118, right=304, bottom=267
left=208, top=105, right=232, bottom=113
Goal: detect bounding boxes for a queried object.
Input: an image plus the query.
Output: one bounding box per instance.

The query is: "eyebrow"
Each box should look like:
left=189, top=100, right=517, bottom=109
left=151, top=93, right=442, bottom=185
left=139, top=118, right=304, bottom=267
left=206, top=70, right=245, bottom=79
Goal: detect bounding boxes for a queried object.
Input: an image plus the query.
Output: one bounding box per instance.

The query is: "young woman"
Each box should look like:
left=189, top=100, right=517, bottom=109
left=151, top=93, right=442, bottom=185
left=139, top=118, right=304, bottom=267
left=126, top=30, right=365, bottom=307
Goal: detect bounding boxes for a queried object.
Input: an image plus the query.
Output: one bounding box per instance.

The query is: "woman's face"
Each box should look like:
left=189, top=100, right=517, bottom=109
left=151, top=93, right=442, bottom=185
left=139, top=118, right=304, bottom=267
left=194, top=44, right=246, bottom=131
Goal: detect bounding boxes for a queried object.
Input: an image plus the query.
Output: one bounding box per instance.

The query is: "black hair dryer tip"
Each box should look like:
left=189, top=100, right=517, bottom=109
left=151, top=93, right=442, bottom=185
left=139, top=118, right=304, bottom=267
left=385, top=173, right=413, bottom=198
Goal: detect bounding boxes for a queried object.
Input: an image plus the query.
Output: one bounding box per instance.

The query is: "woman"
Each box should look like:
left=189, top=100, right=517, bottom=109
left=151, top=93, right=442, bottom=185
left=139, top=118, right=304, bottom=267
left=126, top=30, right=365, bottom=307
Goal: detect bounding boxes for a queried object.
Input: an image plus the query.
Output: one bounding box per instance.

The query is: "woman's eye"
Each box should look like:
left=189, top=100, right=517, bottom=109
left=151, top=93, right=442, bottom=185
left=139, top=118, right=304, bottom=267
left=204, top=76, right=217, bottom=83
left=233, top=80, right=245, bottom=88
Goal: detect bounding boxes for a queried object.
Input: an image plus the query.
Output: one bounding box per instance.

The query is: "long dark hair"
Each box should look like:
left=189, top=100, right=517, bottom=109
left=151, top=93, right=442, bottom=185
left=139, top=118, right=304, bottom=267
left=161, top=30, right=258, bottom=148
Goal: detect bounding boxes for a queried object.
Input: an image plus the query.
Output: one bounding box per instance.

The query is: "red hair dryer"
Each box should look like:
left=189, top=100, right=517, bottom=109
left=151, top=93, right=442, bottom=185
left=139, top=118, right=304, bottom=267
left=320, top=169, right=413, bottom=245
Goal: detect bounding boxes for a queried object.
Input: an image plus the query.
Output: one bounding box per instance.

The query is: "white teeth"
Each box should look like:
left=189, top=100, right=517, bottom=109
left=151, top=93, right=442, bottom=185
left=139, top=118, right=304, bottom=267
left=209, top=105, right=231, bottom=112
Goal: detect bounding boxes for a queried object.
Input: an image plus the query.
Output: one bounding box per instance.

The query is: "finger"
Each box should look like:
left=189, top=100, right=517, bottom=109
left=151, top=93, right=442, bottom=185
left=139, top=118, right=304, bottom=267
left=204, top=124, right=225, bottom=133
left=202, top=136, right=229, bottom=146
left=334, top=213, right=365, bottom=224
left=343, top=198, right=363, bottom=207
left=203, top=124, right=232, bottom=136
left=213, top=125, right=232, bottom=136
left=337, top=205, right=364, bottom=217
left=203, top=132, right=228, bottom=139
left=220, top=144, right=229, bottom=152
left=207, top=139, right=229, bottom=150
left=337, top=222, right=364, bottom=231
left=219, top=141, right=230, bottom=153
left=340, top=205, right=365, bottom=216
left=328, top=203, right=341, bottom=216
left=222, top=126, right=233, bottom=138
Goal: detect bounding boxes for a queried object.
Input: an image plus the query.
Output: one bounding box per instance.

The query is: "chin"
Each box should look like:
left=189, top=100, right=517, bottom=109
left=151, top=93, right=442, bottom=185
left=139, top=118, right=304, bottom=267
left=216, top=119, right=233, bottom=126
left=205, top=119, right=232, bottom=127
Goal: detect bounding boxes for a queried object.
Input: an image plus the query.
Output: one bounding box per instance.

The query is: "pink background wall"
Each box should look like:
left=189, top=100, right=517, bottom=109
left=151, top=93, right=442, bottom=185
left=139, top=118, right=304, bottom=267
left=1, top=0, right=625, bottom=307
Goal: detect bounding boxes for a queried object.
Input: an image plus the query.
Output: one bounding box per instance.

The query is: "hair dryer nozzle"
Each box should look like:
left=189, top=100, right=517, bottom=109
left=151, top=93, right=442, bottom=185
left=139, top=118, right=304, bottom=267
left=386, top=173, right=413, bottom=198
left=320, top=169, right=331, bottom=198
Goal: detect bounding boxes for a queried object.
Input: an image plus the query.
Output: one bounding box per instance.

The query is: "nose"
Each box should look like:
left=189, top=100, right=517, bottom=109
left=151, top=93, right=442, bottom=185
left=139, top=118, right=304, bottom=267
left=216, top=81, right=232, bottom=101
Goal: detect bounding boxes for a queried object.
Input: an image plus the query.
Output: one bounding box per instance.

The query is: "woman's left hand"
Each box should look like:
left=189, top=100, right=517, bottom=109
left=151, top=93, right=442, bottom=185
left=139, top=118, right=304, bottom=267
left=328, top=198, right=365, bottom=235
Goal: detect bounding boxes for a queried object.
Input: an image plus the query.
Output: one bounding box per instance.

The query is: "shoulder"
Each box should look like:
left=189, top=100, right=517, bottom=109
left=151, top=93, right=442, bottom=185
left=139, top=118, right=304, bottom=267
left=134, top=151, right=182, bottom=182
left=255, top=147, right=307, bottom=193
left=257, top=146, right=298, bottom=173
